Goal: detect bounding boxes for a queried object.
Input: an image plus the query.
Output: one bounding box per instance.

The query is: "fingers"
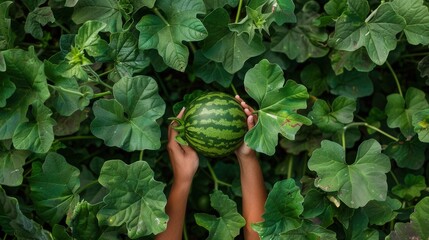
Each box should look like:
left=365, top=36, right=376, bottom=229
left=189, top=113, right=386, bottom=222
left=247, top=115, right=255, bottom=130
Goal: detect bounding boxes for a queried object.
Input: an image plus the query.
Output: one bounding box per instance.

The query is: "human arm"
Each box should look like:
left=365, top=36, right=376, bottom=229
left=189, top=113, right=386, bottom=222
left=156, top=108, right=199, bottom=240
left=235, top=96, right=267, bottom=240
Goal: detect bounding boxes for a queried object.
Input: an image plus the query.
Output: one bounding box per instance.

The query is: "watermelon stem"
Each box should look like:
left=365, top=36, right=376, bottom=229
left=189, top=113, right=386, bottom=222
left=206, top=161, right=232, bottom=190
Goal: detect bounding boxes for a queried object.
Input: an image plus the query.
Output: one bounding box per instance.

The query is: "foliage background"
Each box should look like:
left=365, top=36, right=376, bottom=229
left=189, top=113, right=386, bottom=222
left=1, top=0, right=429, bottom=239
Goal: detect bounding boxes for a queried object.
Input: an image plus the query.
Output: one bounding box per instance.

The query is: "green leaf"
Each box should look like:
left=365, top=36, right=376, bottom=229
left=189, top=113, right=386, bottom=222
left=308, top=96, right=356, bottom=133
left=136, top=0, right=207, bottom=72
left=385, top=137, right=427, bottom=170
left=193, top=50, right=233, bottom=87
left=194, top=190, right=245, bottom=240
left=104, top=31, right=150, bottom=80
left=24, top=7, right=55, bottom=39
left=28, top=152, right=80, bottom=225
left=345, top=209, right=379, bottom=240
left=385, top=87, right=429, bottom=138
left=252, top=179, right=304, bottom=239
left=300, top=63, right=328, bottom=97
left=362, top=197, right=401, bottom=225
left=12, top=102, right=56, bottom=153
left=244, top=59, right=311, bottom=155
left=0, top=1, right=14, bottom=50
left=202, top=8, right=265, bottom=74
left=229, top=6, right=271, bottom=43
left=279, top=220, right=337, bottom=240
left=0, top=77, right=15, bottom=107
left=329, top=49, right=376, bottom=75
left=70, top=200, right=102, bottom=240
left=412, top=109, right=429, bottom=142
left=0, top=149, right=30, bottom=186
left=72, top=0, right=124, bottom=32
left=268, top=0, right=296, bottom=25
left=90, top=75, right=165, bottom=151
left=327, top=70, right=373, bottom=98
left=271, top=2, right=329, bottom=63
left=74, top=20, right=108, bottom=58
left=0, top=186, right=52, bottom=239
left=308, top=139, right=391, bottom=208
left=391, top=0, right=429, bottom=45
left=203, top=0, right=238, bottom=9
left=332, top=1, right=405, bottom=65
left=392, top=174, right=427, bottom=201
left=0, top=48, right=50, bottom=140
left=97, top=160, right=168, bottom=237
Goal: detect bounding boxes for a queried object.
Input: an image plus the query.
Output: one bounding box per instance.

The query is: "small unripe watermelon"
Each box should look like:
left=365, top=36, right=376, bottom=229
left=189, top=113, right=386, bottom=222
left=183, top=92, right=247, bottom=157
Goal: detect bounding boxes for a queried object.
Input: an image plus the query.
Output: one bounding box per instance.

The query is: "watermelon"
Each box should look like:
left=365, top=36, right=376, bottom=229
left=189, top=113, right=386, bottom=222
left=179, top=92, right=248, bottom=157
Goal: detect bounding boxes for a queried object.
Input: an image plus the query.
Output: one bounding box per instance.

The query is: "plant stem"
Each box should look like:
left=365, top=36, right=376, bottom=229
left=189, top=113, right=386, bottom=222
left=365, top=7, right=379, bottom=23
left=93, top=91, right=112, bottom=99
left=235, top=0, right=244, bottom=23
left=48, top=84, right=85, bottom=97
left=76, top=180, right=99, bottom=194
left=206, top=161, right=232, bottom=190
left=386, top=61, right=403, bottom=98
left=139, top=150, right=144, bottom=161
left=401, top=52, right=429, bottom=58
left=287, top=155, right=293, bottom=178
left=231, top=83, right=238, bottom=96
left=390, top=171, right=400, bottom=185
left=153, top=8, right=170, bottom=26
left=341, top=122, right=399, bottom=150
left=183, top=222, right=189, bottom=240
left=85, top=66, right=113, bottom=90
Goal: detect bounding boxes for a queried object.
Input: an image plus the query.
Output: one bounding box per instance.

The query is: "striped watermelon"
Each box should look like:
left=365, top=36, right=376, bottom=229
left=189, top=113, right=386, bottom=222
left=182, top=92, right=248, bottom=157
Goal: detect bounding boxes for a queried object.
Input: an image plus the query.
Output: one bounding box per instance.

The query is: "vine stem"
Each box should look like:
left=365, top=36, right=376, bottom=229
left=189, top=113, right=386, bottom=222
left=341, top=122, right=399, bottom=151
left=139, top=150, right=144, bottom=161
left=76, top=180, right=99, bottom=194
left=231, top=83, right=239, bottom=96
left=386, top=61, right=403, bottom=98
left=287, top=155, right=293, bottom=178
left=93, top=91, right=112, bottom=99
left=206, top=161, right=232, bottom=190
left=48, top=84, right=84, bottom=97
left=153, top=8, right=170, bottom=26
left=235, top=0, right=244, bottom=23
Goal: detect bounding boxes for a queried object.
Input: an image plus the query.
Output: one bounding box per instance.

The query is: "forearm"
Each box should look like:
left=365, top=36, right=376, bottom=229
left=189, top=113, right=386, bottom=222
left=238, top=154, right=267, bottom=239
left=156, top=180, right=192, bottom=240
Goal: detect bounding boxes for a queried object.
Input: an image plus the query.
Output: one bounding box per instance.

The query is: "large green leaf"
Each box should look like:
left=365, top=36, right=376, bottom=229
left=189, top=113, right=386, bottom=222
left=252, top=179, right=304, bottom=239
left=202, top=7, right=265, bottom=74
left=72, top=0, right=124, bottom=32
left=194, top=190, right=245, bottom=240
left=0, top=149, right=29, bottom=186
left=271, top=1, right=329, bottom=62
left=385, top=87, right=429, bottom=138
left=193, top=50, right=233, bottom=88
left=412, top=108, right=429, bottom=142
left=97, top=160, right=168, bottom=237
left=136, top=0, right=207, bottom=72
left=0, top=48, right=49, bottom=140
left=12, top=102, right=56, bottom=153
left=308, top=139, right=391, bottom=208
left=28, top=153, right=80, bottom=225
left=244, top=59, right=311, bottom=155
left=90, top=75, right=165, bottom=151
left=391, top=0, right=429, bottom=45
left=332, top=0, right=405, bottom=65
left=0, top=186, right=52, bottom=239
left=308, top=96, right=356, bottom=133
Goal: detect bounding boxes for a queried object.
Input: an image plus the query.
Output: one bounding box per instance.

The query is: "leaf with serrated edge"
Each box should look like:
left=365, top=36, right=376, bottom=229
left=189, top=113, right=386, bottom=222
left=308, top=139, right=391, bottom=208
left=244, top=59, right=311, bottom=155
left=194, top=190, right=245, bottom=240
left=97, top=160, right=168, bottom=238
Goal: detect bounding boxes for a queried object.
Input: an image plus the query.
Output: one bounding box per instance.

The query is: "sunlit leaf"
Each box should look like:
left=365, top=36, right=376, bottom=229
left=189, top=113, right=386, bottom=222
left=136, top=0, right=207, bottom=72
left=90, top=75, right=165, bottom=151
left=280, top=220, right=337, bottom=240
left=0, top=149, right=30, bottom=186
left=28, top=152, right=80, bottom=225
left=332, top=0, right=405, bottom=65
left=412, top=109, right=429, bottom=142
left=202, top=8, right=265, bottom=74
left=72, top=0, right=124, bottom=32
left=252, top=179, right=304, bottom=239
left=308, top=96, right=356, bottom=133
left=73, top=20, right=108, bottom=58
left=97, top=160, right=168, bottom=237
left=391, top=0, right=429, bottom=45
left=308, top=139, right=391, bottom=208
left=244, top=59, right=311, bottom=155
left=386, top=87, right=429, bottom=138
left=0, top=186, right=52, bottom=239
left=194, top=190, right=245, bottom=240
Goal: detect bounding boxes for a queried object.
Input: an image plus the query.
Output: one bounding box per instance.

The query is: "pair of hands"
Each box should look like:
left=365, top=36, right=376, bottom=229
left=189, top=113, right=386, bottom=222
left=167, top=95, right=257, bottom=183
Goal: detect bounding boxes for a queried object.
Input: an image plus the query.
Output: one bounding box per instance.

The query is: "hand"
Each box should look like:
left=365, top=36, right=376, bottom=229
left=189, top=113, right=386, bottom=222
left=234, top=95, right=257, bottom=161
left=167, top=107, right=199, bottom=184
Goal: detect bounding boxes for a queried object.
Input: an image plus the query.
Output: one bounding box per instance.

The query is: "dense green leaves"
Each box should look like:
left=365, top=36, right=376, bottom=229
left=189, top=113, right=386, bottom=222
left=91, top=75, right=165, bottom=151
left=195, top=190, right=245, bottom=239
left=97, top=160, right=168, bottom=238
left=72, top=0, right=125, bottom=32
left=244, top=59, right=311, bottom=155
left=308, top=139, right=391, bottom=208
left=0, top=149, right=29, bottom=186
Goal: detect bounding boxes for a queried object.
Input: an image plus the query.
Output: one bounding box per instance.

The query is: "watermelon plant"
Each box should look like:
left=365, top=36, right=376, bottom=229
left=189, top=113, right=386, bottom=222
left=0, top=0, right=429, bottom=239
